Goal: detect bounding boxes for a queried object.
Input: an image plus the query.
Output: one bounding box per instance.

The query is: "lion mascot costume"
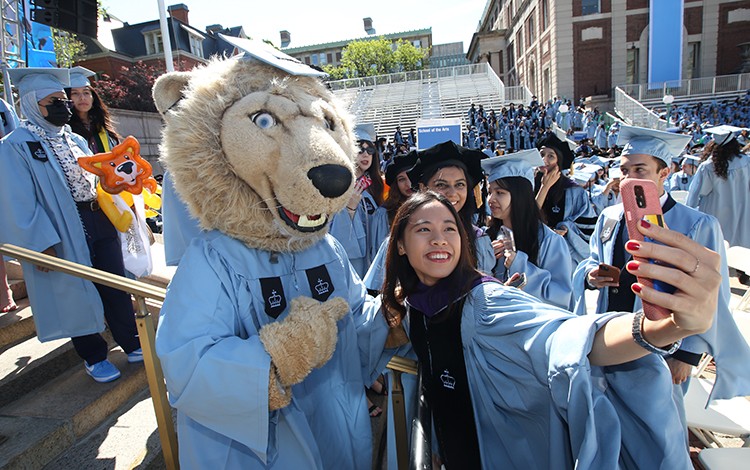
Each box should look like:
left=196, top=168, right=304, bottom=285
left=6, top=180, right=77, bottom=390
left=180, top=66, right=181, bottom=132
left=153, top=37, right=387, bottom=469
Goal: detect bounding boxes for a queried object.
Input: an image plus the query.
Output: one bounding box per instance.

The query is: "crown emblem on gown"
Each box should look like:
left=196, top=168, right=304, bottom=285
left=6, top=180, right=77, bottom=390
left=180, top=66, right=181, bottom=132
left=268, top=290, right=282, bottom=309
left=440, top=370, right=456, bottom=390
left=315, top=278, right=329, bottom=296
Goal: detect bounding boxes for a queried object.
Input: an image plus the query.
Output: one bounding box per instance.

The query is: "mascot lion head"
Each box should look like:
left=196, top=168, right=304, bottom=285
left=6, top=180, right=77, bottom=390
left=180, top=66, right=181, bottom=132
left=152, top=54, right=357, bottom=253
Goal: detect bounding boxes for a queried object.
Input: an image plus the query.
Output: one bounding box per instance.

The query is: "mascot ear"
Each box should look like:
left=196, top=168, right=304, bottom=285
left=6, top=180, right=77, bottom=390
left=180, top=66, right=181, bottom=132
left=152, top=71, right=192, bottom=114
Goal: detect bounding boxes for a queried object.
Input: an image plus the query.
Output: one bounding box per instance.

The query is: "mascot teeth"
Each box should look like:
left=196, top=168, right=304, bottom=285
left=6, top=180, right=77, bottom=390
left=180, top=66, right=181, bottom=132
left=279, top=207, right=328, bottom=232
left=298, top=214, right=327, bottom=228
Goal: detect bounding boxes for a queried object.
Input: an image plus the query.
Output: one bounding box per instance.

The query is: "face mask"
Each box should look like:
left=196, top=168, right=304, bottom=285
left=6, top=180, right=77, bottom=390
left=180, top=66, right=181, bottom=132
left=43, top=100, right=72, bottom=127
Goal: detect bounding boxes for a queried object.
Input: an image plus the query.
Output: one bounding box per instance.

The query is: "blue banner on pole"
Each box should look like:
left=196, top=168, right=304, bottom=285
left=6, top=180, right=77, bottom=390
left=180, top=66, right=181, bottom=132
left=416, top=118, right=462, bottom=150
left=648, top=0, right=684, bottom=87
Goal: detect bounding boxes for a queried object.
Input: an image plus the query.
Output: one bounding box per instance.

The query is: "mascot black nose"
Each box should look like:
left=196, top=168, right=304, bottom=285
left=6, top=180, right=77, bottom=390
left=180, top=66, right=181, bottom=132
left=118, top=161, right=134, bottom=174
left=307, top=164, right=353, bottom=198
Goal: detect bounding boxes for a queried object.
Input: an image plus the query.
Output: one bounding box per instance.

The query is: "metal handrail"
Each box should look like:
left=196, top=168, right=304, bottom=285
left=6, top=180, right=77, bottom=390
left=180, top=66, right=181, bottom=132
left=0, top=243, right=179, bottom=470
left=2, top=242, right=424, bottom=470
left=409, top=363, right=432, bottom=470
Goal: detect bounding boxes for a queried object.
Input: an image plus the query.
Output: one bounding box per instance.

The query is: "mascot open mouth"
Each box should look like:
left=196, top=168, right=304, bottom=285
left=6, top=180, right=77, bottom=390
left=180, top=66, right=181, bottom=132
left=278, top=205, right=328, bottom=233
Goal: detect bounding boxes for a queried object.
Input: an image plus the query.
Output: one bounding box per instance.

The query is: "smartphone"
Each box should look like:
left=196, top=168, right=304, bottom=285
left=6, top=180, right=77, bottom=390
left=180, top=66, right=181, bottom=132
left=506, top=272, right=527, bottom=289
left=620, top=178, right=673, bottom=320
left=357, top=174, right=372, bottom=190
left=597, top=263, right=621, bottom=285
left=496, top=225, right=516, bottom=252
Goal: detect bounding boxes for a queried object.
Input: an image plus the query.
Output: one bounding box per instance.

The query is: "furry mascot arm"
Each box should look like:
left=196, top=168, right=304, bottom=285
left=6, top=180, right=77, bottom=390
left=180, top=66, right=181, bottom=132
left=259, top=296, right=349, bottom=410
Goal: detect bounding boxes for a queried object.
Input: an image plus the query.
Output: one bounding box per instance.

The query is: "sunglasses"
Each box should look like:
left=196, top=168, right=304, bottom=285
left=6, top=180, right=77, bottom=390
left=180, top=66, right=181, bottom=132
left=358, top=146, right=376, bottom=156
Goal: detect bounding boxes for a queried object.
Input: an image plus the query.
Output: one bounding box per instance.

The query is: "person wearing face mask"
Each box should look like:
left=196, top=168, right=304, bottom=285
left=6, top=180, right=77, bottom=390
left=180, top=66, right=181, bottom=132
left=0, top=68, right=142, bottom=384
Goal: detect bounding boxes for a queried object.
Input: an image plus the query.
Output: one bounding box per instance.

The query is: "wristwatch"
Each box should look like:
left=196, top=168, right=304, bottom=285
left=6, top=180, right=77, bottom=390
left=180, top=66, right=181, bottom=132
left=631, top=310, right=681, bottom=356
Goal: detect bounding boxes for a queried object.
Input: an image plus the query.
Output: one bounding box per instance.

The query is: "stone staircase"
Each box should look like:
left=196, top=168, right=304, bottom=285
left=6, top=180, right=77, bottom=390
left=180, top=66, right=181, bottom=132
left=0, top=245, right=175, bottom=470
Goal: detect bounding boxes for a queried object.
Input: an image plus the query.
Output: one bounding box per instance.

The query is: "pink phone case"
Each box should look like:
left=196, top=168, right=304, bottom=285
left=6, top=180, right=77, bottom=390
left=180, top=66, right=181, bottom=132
left=619, top=178, right=670, bottom=320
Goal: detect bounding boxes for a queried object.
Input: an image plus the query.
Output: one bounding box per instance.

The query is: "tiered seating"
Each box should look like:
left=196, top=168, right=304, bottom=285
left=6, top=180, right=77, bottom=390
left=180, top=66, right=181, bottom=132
left=331, top=64, right=510, bottom=141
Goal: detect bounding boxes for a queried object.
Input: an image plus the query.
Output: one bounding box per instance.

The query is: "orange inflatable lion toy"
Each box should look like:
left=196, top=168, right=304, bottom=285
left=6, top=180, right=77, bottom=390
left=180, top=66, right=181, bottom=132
left=78, top=136, right=161, bottom=232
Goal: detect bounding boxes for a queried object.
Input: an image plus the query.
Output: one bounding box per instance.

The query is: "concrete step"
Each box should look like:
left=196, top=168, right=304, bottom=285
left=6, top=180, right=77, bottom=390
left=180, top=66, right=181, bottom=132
left=0, top=350, right=148, bottom=469
left=8, top=279, right=27, bottom=301
left=43, top=388, right=168, bottom=470
left=0, top=332, right=89, bottom=409
left=0, top=298, right=35, bottom=349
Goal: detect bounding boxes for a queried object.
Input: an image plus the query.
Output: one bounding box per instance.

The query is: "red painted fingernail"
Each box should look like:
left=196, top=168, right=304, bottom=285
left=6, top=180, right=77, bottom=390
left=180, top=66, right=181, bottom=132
left=627, top=261, right=639, bottom=271
left=625, top=241, right=641, bottom=251
left=640, top=219, right=651, bottom=228
left=632, top=284, right=643, bottom=293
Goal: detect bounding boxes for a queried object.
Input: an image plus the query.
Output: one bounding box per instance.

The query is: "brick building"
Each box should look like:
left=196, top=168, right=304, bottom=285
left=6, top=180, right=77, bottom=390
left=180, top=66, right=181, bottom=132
left=77, top=4, right=245, bottom=80
left=467, top=0, right=750, bottom=102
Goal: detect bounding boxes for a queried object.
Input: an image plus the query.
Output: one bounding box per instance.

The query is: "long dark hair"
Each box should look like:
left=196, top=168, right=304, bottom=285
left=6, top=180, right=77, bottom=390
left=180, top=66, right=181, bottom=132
left=486, top=177, right=542, bottom=265
left=66, top=86, right=121, bottom=147
left=381, top=191, right=480, bottom=328
left=360, top=141, right=385, bottom=206
left=382, top=174, right=409, bottom=224
left=704, top=138, right=741, bottom=180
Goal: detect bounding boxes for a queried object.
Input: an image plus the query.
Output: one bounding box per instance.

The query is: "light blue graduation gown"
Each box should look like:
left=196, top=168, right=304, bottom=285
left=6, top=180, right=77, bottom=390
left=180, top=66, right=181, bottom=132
left=161, top=171, right=202, bottom=266
left=686, top=153, right=750, bottom=248
left=373, top=283, right=692, bottom=469
left=572, top=200, right=750, bottom=402
left=555, top=185, right=597, bottom=269
left=491, top=224, right=573, bottom=309
left=589, top=184, right=618, bottom=214
left=155, top=231, right=384, bottom=469
left=329, top=191, right=379, bottom=278
left=368, top=205, right=390, bottom=267
left=0, top=127, right=105, bottom=341
left=667, top=171, right=693, bottom=192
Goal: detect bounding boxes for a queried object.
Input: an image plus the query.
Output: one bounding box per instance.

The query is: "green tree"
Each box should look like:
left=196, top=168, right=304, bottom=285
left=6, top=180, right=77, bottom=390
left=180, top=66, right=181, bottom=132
left=329, top=37, right=430, bottom=79
left=51, top=29, right=87, bottom=67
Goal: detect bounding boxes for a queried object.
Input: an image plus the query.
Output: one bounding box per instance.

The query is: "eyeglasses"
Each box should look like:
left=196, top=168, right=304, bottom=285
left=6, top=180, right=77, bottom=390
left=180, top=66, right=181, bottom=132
left=358, top=146, right=376, bottom=156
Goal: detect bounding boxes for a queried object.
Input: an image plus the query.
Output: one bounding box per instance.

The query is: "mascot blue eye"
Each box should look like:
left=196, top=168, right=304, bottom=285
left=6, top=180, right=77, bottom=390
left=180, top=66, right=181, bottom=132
left=251, top=112, right=276, bottom=129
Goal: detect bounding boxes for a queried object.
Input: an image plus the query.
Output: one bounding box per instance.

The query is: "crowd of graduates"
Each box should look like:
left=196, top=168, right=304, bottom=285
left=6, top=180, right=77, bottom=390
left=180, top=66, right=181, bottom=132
left=322, top=103, right=750, bottom=466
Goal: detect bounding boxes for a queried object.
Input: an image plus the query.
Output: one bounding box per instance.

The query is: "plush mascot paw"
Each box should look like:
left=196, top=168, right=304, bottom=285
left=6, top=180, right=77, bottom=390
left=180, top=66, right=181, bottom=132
left=259, top=296, right=350, bottom=387
left=268, top=369, right=292, bottom=410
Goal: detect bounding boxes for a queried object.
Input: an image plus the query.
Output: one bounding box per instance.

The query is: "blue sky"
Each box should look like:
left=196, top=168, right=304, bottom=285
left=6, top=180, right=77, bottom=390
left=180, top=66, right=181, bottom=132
left=103, top=0, right=489, bottom=49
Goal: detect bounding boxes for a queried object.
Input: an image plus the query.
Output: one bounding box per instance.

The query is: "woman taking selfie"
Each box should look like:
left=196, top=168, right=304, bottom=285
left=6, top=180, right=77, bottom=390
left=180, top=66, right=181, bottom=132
left=379, top=190, right=722, bottom=469
left=482, top=149, right=573, bottom=309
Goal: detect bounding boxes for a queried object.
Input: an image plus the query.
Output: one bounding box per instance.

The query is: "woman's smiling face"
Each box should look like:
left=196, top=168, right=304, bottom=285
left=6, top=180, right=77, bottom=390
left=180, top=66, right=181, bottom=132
left=423, top=166, right=468, bottom=212
left=398, top=200, right=461, bottom=286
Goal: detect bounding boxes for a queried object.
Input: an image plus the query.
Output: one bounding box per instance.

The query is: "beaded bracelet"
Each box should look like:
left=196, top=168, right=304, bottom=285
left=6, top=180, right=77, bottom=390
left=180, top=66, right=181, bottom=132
left=631, top=310, right=681, bottom=356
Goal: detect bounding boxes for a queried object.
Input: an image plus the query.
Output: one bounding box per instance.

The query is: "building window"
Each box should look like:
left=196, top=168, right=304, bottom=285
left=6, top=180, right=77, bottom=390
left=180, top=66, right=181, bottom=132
left=516, top=29, right=523, bottom=55
left=581, top=0, right=601, bottom=15
left=335, top=51, right=342, bottom=62
left=311, top=54, right=319, bottom=66
left=527, top=13, right=535, bottom=46
left=507, top=42, right=515, bottom=69
left=144, top=31, right=163, bottom=55
left=188, top=34, right=203, bottom=57
left=413, top=40, right=421, bottom=48
left=687, top=42, right=701, bottom=79
left=541, top=0, right=549, bottom=30
left=626, top=47, right=639, bottom=84
left=319, top=53, right=327, bottom=65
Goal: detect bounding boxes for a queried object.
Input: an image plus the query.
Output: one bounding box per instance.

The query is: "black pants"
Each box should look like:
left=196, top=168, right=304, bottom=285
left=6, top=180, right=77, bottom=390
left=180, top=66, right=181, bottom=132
left=71, top=204, right=139, bottom=365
